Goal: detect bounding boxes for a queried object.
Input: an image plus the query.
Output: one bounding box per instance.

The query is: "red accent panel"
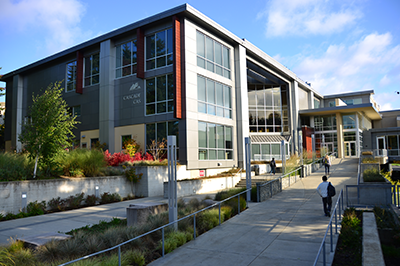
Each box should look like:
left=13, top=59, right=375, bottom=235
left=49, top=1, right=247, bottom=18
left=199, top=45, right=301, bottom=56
left=76, top=51, right=83, bottom=94
left=137, top=28, right=145, bottom=79
left=302, top=126, right=315, bottom=156
left=173, top=16, right=182, bottom=119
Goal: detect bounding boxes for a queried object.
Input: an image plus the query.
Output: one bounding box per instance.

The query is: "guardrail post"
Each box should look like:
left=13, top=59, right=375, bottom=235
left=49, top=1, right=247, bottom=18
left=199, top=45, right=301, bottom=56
left=323, top=242, right=326, bottom=266
left=330, top=224, right=333, bottom=252
left=219, top=203, right=221, bottom=225
left=162, top=228, right=165, bottom=257
left=193, top=214, right=196, bottom=240
left=238, top=195, right=241, bottom=215
left=335, top=208, right=338, bottom=234
left=118, top=246, right=121, bottom=266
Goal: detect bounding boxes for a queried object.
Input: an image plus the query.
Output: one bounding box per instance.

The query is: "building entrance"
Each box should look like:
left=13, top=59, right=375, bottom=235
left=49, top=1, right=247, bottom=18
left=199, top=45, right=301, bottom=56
left=345, top=141, right=357, bottom=157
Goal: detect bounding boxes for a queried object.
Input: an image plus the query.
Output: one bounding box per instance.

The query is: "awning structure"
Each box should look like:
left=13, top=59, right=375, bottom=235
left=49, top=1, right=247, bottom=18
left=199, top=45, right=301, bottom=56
left=250, top=135, right=290, bottom=143
left=298, top=103, right=382, bottom=120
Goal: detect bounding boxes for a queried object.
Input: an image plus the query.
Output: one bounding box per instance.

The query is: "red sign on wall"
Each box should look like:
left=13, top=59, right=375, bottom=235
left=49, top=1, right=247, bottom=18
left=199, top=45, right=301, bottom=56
left=199, top=170, right=205, bottom=177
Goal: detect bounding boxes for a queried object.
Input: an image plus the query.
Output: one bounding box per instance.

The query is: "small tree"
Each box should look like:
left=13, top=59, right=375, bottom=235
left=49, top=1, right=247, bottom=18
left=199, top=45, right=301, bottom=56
left=19, top=81, right=79, bottom=177
left=147, top=138, right=167, bottom=161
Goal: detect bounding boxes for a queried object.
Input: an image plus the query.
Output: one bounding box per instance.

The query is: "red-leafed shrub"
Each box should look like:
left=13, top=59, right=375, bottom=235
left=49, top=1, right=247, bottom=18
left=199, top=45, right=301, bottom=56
left=104, top=150, right=155, bottom=166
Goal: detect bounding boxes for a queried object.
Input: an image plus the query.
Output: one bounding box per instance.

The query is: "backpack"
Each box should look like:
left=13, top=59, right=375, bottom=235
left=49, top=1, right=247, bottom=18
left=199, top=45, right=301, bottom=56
left=327, top=182, right=336, bottom=197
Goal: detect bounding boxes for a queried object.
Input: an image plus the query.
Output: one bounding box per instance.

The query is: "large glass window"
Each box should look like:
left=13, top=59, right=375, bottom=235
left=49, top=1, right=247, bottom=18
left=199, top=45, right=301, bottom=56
left=84, top=53, right=100, bottom=86
left=387, top=135, right=399, bottom=156
left=146, top=74, right=173, bottom=115
left=146, top=121, right=179, bottom=156
left=146, top=29, right=173, bottom=71
left=116, top=40, right=137, bottom=78
left=314, top=98, right=320, bottom=109
left=198, top=76, right=231, bottom=118
left=298, top=88, right=309, bottom=110
left=314, top=115, right=337, bottom=131
left=197, top=31, right=230, bottom=79
left=251, top=142, right=289, bottom=161
left=248, top=85, right=282, bottom=132
left=198, top=122, right=233, bottom=160
left=343, top=114, right=356, bottom=129
left=66, top=61, right=77, bottom=92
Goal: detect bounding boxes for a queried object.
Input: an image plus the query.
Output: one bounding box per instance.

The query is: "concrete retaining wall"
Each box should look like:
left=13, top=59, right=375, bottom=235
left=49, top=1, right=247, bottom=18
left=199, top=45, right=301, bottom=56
left=0, top=176, right=133, bottom=214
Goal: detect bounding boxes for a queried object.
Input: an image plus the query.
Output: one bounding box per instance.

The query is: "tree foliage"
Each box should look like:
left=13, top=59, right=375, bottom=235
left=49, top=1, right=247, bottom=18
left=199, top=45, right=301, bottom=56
left=18, top=81, right=79, bottom=176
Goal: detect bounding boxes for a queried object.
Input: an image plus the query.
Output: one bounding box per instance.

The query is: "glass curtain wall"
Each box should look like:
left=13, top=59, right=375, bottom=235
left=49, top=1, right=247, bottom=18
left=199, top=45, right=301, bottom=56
left=314, top=115, right=337, bottom=155
left=248, top=84, right=288, bottom=133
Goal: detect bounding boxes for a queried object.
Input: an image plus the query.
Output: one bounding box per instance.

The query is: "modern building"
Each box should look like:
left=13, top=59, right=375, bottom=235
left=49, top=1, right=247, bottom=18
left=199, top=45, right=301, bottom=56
left=1, top=4, right=399, bottom=174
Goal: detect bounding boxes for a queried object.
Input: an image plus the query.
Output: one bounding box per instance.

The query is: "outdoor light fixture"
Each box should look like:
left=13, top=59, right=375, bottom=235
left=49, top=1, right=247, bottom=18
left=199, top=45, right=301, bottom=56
left=21, top=193, right=27, bottom=199
left=95, top=185, right=99, bottom=198
left=82, top=135, right=86, bottom=138
left=21, top=192, right=27, bottom=212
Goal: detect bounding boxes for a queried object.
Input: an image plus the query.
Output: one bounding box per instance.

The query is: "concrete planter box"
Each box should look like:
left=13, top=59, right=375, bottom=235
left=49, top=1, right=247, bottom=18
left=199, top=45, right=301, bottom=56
left=163, top=174, right=242, bottom=198
left=361, top=163, right=380, bottom=174
left=359, top=173, right=392, bottom=206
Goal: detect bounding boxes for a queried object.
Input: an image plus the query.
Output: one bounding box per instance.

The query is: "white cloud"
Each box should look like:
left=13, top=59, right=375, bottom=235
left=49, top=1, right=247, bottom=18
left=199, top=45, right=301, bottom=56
left=261, top=0, right=362, bottom=37
left=290, top=32, right=400, bottom=109
left=0, top=0, right=87, bottom=54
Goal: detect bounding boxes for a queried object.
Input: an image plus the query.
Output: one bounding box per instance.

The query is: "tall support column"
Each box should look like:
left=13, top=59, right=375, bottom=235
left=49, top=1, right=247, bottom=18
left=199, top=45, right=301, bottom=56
left=11, top=75, right=23, bottom=152
left=245, top=137, right=251, bottom=202
left=336, top=113, right=343, bottom=158
left=99, top=40, right=115, bottom=153
left=356, top=114, right=360, bottom=157
left=235, top=44, right=249, bottom=168
left=289, top=80, right=300, bottom=155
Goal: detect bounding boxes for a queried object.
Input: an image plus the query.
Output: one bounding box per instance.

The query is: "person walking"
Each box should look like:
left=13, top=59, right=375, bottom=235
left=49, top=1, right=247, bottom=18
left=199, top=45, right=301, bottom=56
left=270, top=158, right=276, bottom=176
left=316, top=175, right=332, bottom=217
left=324, top=154, right=331, bottom=175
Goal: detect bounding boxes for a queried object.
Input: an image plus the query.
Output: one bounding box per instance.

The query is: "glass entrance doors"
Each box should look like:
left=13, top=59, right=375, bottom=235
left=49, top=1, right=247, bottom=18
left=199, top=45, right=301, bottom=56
left=345, top=141, right=357, bottom=157
left=377, top=136, right=386, bottom=156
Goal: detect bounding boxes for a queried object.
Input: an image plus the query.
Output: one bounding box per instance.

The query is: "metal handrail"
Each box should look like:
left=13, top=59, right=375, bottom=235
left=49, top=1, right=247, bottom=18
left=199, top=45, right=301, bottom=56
left=313, top=189, right=344, bottom=266
left=59, top=187, right=252, bottom=266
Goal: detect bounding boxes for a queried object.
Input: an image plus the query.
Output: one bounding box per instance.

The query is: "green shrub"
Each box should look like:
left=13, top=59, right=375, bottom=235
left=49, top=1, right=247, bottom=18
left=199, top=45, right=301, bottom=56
left=0, top=153, right=32, bottom=181
left=123, top=249, right=146, bottom=266
left=100, top=192, right=122, bottom=204
left=362, top=157, right=379, bottom=164
left=85, top=194, right=98, bottom=206
left=48, top=197, right=67, bottom=211
left=0, top=247, right=14, bottom=266
left=363, top=167, right=385, bottom=182
left=196, top=208, right=221, bottom=234
left=340, top=208, right=362, bottom=248
left=27, top=200, right=46, bottom=215
left=66, top=193, right=85, bottom=209
left=214, top=187, right=246, bottom=201
left=221, top=206, right=233, bottom=220
left=62, top=149, right=106, bottom=177
left=251, top=186, right=257, bottom=202
left=161, top=230, right=192, bottom=254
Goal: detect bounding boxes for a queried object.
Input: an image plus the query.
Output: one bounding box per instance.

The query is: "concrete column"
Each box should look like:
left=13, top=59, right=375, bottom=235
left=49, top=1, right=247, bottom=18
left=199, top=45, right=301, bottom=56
left=99, top=40, right=115, bottom=153
left=356, top=114, right=360, bottom=157
left=289, top=80, right=300, bottom=155
left=309, top=91, right=314, bottom=109
left=11, top=75, right=23, bottom=152
left=234, top=44, right=249, bottom=168
left=336, top=113, right=343, bottom=158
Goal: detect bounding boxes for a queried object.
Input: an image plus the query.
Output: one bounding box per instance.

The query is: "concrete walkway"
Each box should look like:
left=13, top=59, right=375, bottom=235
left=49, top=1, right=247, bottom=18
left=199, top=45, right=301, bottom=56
left=149, top=158, right=358, bottom=266
left=0, top=158, right=358, bottom=266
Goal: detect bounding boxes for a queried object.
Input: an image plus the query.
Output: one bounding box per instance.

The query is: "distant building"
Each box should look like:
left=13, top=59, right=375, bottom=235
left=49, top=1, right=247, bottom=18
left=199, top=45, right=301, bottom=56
left=1, top=4, right=399, bottom=171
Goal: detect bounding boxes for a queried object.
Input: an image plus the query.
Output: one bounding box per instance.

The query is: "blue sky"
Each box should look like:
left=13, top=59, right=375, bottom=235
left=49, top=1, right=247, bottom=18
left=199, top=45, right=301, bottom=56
left=1, top=0, right=399, bottom=110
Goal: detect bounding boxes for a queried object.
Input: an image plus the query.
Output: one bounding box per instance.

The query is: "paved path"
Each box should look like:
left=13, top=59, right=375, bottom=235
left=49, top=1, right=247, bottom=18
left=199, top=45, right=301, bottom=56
left=0, top=158, right=358, bottom=266
left=149, top=158, right=358, bottom=266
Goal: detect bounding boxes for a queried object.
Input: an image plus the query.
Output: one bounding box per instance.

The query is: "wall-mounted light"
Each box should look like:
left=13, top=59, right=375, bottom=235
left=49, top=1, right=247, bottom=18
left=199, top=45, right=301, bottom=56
left=95, top=185, right=99, bottom=198
left=82, top=135, right=86, bottom=138
left=217, top=163, right=221, bottom=166
left=21, top=192, right=27, bottom=212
